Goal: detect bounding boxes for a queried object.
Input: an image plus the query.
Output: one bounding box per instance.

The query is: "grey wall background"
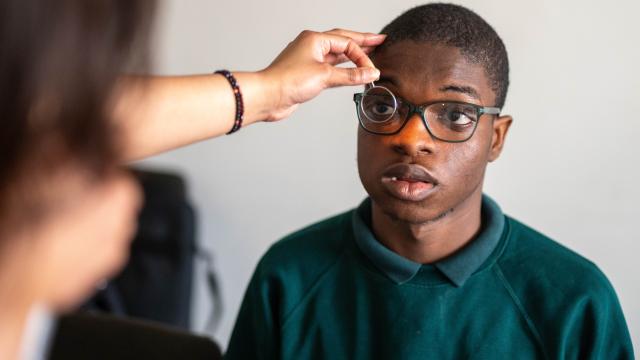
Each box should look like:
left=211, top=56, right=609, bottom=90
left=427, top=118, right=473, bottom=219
left=139, top=0, right=639, bottom=351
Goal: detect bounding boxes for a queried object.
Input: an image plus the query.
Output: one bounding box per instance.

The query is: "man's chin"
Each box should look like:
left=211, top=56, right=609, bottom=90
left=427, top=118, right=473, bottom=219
left=376, top=198, right=452, bottom=225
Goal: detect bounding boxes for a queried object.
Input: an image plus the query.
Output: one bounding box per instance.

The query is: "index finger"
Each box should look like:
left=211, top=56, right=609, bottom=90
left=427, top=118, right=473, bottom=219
left=319, top=33, right=377, bottom=69
left=324, top=28, right=386, bottom=47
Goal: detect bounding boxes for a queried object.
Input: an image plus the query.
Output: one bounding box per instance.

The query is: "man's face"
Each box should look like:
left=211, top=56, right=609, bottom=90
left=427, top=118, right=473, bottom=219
left=357, top=41, right=511, bottom=224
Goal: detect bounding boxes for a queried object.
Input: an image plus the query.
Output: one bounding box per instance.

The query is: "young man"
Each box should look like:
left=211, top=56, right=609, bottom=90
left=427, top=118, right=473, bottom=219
left=225, top=4, right=633, bottom=359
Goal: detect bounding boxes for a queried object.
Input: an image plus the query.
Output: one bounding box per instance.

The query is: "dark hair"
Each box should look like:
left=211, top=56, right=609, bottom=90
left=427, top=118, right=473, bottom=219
left=0, top=0, right=155, bottom=228
left=377, top=3, right=509, bottom=108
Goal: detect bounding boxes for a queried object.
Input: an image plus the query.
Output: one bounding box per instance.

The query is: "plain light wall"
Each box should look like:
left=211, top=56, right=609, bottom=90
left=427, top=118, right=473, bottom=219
left=140, top=0, right=639, bottom=351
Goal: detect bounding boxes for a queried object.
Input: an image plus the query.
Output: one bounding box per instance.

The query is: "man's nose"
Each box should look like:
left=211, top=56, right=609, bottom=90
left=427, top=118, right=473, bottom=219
left=388, top=112, right=436, bottom=157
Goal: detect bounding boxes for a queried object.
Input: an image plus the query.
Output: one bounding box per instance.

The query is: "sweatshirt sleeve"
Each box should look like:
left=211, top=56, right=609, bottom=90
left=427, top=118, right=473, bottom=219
left=224, top=260, right=281, bottom=360
left=561, top=272, right=634, bottom=360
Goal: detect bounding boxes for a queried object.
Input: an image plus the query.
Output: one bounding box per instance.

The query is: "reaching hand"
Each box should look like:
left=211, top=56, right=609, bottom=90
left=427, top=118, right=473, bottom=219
left=261, top=29, right=386, bottom=121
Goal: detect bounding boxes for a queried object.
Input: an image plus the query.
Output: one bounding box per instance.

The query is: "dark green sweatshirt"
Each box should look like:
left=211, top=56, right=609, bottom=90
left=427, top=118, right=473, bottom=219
left=225, top=196, right=633, bottom=359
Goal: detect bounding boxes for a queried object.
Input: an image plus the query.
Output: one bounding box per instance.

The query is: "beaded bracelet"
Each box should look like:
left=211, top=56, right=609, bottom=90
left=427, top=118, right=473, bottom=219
left=215, top=70, right=244, bottom=134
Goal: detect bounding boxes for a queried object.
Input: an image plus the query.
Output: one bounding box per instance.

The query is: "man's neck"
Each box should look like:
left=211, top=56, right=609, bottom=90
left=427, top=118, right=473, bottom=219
left=371, top=189, right=483, bottom=264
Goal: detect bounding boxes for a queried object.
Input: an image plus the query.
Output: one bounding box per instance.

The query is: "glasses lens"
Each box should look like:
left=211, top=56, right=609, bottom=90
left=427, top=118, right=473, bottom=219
left=425, top=102, right=479, bottom=141
left=359, top=86, right=406, bottom=134
left=361, top=86, right=397, bottom=123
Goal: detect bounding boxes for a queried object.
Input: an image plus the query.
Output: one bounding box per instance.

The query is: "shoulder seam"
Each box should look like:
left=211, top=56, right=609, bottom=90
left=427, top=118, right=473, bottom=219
left=494, top=263, right=551, bottom=360
left=280, top=249, right=346, bottom=329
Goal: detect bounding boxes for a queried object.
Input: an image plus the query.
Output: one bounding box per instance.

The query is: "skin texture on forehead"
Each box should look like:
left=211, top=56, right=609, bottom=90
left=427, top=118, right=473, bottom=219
left=357, top=40, right=512, bottom=263
left=371, top=41, right=495, bottom=106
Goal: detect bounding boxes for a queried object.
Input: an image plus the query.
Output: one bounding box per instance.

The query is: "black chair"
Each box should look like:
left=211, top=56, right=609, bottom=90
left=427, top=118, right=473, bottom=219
left=84, top=169, right=220, bottom=330
left=49, top=169, right=223, bottom=359
left=48, top=312, right=221, bottom=360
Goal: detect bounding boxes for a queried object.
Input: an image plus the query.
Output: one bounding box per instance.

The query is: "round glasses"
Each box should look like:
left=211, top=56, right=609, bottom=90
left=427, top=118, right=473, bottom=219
left=353, top=85, right=501, bottom=143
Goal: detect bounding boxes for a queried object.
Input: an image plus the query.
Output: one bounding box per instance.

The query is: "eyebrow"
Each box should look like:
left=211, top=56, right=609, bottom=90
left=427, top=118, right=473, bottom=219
left=439, top=84, right=480, bottom=100
left=374, top=76, right=481, bottom=101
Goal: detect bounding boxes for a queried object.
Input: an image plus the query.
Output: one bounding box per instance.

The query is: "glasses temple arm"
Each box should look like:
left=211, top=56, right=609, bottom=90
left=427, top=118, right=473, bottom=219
left=481, top=106, right=501, bottom=115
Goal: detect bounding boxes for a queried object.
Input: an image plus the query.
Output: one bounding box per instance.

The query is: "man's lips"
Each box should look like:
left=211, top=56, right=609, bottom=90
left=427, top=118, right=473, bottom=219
left=380, top=163, right=438, bottom=201
left=382, top=163, right=439, bottom=184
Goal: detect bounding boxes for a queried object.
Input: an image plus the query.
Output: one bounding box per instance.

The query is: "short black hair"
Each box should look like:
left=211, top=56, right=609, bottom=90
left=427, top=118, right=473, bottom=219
left=377, top=3, right=509, bottom=108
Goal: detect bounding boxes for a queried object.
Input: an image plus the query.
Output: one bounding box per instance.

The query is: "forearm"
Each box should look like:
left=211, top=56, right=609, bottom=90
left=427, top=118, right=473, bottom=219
left=113, top=72, right=276, bottom=161
left=112, top=29, right=383, bottom=162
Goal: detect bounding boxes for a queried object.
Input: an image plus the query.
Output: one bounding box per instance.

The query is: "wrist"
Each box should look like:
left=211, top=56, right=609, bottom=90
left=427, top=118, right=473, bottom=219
left=231, top=71, right=280, bottom=126
left=253, top=69, right=284, bottom=122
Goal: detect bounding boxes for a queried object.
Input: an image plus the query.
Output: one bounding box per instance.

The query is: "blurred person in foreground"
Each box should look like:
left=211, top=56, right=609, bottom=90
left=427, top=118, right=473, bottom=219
left=0, top=1, right=385, bottom=359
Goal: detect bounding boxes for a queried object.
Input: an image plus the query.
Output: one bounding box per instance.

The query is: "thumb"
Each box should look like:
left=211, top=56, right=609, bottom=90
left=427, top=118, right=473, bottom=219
left=325, top=66, right=380, bottom=88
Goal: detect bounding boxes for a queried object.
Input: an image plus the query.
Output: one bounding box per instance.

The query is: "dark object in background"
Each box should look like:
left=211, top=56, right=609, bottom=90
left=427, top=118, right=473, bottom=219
left=84, top=169, right=220, bottom=331
left=48, top=312, right=221, bottom=360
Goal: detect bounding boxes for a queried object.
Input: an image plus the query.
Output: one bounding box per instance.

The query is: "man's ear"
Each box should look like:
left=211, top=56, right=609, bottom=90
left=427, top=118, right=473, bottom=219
left=488, top=115, right=512, bottom=162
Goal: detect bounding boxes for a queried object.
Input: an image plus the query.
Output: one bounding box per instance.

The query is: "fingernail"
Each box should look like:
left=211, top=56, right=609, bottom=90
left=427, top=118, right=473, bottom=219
left=368, top=68, right=381, bottom=80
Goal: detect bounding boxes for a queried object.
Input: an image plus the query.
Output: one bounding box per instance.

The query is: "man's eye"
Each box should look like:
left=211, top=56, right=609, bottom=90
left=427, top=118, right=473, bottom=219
left=439, top=105, right=477, bottom=125
left=448, top=111, right=471, bottom=124
left=370, top=103, right=394, bottom=116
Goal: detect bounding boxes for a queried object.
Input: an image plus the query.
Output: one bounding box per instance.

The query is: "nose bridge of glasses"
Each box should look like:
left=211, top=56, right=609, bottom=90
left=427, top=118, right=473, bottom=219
left=398, top=104, right=435, bottom=138
left=395, top=100, right=421, bottom=120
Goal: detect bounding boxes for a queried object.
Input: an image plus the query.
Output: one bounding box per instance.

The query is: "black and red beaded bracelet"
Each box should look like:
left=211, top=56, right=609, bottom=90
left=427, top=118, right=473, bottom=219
left=215, top=70, right=244, bottom=134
